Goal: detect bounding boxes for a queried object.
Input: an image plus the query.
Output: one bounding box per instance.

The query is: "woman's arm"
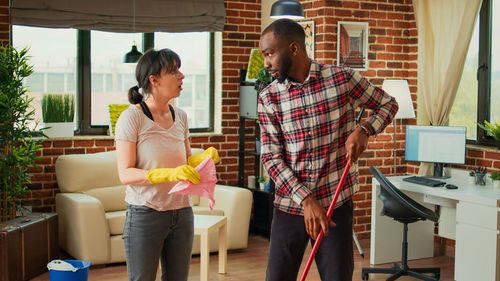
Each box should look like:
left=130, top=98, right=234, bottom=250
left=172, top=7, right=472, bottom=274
left=184, top=138, right=192, bottom=160
left=116, top=139, right=150, bottom=185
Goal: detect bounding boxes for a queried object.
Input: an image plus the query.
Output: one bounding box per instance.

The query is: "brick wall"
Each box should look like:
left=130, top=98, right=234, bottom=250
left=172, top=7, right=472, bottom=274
left=5, top=0, right=499, bottom=241
left=0, top=0, right=8, bottom=44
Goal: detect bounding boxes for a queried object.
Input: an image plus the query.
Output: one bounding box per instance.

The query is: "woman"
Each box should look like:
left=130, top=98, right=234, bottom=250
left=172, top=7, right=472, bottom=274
left=114, top=48, right=203, bottom=281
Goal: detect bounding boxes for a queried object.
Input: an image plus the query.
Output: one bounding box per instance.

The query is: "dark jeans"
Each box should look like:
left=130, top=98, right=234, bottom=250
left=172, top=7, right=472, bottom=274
left=266, top=200, right=354, bottom=281
left=123, top=205, right=194, bottom=281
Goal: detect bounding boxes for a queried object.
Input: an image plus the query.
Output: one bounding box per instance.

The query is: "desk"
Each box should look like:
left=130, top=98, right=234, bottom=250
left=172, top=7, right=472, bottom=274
left=370, top=169, right=500, bottom=281
left=194, top=215, right=227, bottom=281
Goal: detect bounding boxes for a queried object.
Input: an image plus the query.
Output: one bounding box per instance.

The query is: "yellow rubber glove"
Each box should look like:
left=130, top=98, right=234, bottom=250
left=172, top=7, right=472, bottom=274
left=147, top=165, right=200, bottom=184
left=188, top=147, right=220, bottom=167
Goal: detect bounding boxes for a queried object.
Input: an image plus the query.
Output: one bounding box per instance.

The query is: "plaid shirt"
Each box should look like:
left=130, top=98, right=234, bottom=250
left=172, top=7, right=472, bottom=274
left=257, top=61, right=398, bottom=215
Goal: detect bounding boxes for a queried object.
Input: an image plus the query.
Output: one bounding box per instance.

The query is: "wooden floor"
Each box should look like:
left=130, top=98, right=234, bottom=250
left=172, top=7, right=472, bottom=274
left=31, top=235, right=454, bottom=281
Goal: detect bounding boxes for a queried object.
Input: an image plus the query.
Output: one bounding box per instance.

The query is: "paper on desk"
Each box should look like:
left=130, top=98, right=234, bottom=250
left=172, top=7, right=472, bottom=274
left=169, top=157, right=217, bottom=210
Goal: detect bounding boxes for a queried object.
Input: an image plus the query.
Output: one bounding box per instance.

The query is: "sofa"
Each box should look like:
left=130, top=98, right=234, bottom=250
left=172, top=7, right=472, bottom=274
left=55, top=149, right=253, bottom=265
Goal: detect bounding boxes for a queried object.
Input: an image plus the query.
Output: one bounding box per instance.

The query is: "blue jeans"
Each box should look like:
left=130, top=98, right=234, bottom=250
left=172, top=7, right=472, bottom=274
left=123, top=205, right=194, bottom=281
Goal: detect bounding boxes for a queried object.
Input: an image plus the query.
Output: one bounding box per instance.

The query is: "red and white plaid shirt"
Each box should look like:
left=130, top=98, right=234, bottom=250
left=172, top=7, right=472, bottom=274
left=258, top=61, right=398, bottom=215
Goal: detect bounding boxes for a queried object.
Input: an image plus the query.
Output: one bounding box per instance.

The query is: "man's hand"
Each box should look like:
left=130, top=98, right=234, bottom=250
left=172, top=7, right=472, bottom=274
left=345, top=126, right=369, bottom=164
left=301, top=196, right=336, bottom=239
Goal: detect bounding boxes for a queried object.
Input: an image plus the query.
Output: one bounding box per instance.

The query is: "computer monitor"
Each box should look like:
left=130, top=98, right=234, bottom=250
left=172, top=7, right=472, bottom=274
left=405, top=125, right=466, bottom=178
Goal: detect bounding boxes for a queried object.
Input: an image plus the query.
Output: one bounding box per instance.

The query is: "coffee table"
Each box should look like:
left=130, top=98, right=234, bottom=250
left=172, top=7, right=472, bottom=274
left=194, top=215, right=227, bottom=281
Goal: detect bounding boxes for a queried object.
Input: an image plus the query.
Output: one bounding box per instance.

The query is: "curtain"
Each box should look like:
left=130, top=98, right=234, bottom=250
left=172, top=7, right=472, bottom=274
left=10, top=0, right=226, bottom=32
left=413, top=0, right=482, bottom=175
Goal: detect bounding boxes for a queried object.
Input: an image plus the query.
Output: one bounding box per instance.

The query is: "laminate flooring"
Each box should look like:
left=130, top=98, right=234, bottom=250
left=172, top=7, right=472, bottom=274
left=31, top=235, right=454, bottom=281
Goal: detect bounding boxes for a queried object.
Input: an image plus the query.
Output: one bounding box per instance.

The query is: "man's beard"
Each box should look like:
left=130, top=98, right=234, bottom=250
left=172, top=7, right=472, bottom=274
left=277, top=54, right=292, bottom=83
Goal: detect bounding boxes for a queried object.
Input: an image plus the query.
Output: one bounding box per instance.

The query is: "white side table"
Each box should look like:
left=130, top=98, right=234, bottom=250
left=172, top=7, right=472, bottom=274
left=194, top=215, right=227, bottom=281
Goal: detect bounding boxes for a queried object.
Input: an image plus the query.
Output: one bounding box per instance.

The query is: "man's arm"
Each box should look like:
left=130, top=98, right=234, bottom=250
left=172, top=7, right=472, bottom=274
left=257, top=95, right=312, bottom=207
left=346, top=69, right=399, bottom=163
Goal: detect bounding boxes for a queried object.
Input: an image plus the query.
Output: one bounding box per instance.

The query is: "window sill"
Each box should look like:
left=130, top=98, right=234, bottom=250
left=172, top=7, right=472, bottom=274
left=36, top=132, right=224, bottom=141
left=466, top=143, right=500, bottom=152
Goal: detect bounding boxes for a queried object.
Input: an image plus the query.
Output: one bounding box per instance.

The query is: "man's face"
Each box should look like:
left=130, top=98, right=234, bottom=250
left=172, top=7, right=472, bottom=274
left=259, top=31, right=292, bottom=83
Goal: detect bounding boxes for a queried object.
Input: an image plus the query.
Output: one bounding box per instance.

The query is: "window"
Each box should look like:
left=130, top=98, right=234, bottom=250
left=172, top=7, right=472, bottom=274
left=12, top=26, right=77, bottom=131
left=449, top=0, right=499, bottom=146
left=12, top=27, right=215, bottom=134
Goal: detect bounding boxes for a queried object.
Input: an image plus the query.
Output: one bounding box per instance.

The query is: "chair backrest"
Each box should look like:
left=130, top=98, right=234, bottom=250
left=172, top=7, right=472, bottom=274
left=370, top=166, right=439, bottom=223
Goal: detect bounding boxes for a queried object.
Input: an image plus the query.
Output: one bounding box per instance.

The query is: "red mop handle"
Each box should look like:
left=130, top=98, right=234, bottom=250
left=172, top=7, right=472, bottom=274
left=299, top=161, right=351, bottom=281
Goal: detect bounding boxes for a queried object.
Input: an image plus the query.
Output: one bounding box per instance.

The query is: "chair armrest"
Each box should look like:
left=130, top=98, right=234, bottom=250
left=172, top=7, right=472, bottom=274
left=55, top=193, right=111, bottom=265
left=199, top=184, right=253, bottom=249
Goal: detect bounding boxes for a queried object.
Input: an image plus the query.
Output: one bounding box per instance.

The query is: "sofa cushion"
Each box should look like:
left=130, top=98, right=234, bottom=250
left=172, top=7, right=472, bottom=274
left=83, top=185, right=126, bottom=212
left=106, top=210, right=126, bottom=235
left=56, top=151, right=122, bottom=193
left=192, top=206, right=224, bottom=216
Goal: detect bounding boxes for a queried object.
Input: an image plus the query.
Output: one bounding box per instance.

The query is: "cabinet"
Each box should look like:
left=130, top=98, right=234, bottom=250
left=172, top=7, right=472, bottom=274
left=238, top=115, right=274, bottom=237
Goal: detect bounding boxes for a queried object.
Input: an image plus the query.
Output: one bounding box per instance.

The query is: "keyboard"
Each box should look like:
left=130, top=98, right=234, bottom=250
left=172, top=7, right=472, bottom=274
left=402, top=176, right=446, bottom=187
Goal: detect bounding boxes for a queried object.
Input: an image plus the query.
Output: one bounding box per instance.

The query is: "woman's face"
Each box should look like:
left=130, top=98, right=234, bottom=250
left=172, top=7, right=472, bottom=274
left=152, top=67, right=185, bottom=99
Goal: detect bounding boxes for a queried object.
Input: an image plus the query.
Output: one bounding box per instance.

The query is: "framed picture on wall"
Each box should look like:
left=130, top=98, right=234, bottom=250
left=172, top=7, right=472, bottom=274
left=298, top=21, right=315, bottom=59
left=337, top=21, right=369, bottom=70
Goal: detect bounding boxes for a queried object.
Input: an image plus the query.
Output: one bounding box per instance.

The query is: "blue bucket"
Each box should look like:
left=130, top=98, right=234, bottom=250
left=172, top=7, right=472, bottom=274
left=47, top=260, right=92, bottom=281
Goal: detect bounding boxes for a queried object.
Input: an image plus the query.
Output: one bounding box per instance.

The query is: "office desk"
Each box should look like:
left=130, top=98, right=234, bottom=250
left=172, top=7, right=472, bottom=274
left=370, top=170, right=500, bottom=281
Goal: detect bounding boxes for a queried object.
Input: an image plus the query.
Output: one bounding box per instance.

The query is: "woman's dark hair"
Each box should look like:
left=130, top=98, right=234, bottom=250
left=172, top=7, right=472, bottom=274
left=127, top=48, right=181, bottom=104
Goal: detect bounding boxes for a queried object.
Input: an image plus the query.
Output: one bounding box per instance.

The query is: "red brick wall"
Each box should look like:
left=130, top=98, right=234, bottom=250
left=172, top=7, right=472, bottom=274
left=0, top=0, right=9, bottom=44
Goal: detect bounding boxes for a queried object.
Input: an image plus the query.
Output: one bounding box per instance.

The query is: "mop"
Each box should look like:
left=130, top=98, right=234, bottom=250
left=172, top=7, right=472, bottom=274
left=299, top=161, right=352, bottom=281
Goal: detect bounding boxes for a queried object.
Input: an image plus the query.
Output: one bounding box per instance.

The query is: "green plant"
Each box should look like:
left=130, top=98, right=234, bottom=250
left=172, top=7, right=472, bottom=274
left=469, top=171, right=476, bottom=177
left=258, top=176, right=266, bottom=183
left=478, top=119, right=500, bottom=141
left=491, top=171, right=500, bottom=181
left=41, top=93, right=75, bottom=123
left=0, top=45, right=43, bottom=222
left=254, top=68, right=272, bottom=94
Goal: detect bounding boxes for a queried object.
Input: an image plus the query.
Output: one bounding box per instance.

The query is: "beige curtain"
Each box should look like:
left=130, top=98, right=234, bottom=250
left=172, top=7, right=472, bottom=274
left=414, top=0, right=482, bottom=126
left=413, top=0, right=482, bottom=175
left=11, top=0, right=226, bottom=32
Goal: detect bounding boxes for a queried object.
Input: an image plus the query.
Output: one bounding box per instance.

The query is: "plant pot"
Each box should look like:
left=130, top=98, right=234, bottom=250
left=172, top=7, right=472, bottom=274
left=43, top=122, right=74, bottom=138
left=259, top=182, right=266, bottom=190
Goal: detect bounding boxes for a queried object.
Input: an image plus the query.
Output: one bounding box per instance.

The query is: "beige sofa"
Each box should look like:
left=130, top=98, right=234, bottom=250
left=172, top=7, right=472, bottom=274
left=55, top=150, right=252, bottom=265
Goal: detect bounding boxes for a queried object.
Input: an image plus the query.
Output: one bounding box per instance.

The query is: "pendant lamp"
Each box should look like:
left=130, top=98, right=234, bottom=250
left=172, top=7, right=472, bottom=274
left=270, top=0, right=304, bottom=20
left=124, top=0, right=142, bottom=63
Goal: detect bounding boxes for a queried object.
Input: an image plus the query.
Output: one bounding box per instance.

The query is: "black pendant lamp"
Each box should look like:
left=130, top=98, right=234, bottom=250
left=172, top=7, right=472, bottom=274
left=124, top=0, right=142, bottom=63
left=270, top=0, right=305, bottom=20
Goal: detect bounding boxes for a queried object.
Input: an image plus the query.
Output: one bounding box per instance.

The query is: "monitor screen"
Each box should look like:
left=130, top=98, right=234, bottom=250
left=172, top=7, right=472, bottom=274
left=405, top=125, right=466, bottom=165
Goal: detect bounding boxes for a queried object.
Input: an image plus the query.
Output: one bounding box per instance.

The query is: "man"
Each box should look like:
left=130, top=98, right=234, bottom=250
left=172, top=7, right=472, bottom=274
left=258, top=19, right=398, bottom=281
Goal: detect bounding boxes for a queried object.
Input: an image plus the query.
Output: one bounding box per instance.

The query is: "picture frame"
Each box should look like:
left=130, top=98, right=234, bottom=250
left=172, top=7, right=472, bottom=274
left=245, top=48, right=264, bottom=83
left=337, top=21, right=369, bottom=70
left=298, top=21, right=315, bottom=59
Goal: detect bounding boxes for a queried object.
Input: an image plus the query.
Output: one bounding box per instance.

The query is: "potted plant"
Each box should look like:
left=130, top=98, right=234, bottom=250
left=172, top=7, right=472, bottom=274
left=254, top=68, right=272, bottom=94
left=41, top=93, right=75, bottom=138
left=258, top=176, right=266, bottom=190
left=0, top=45, right=43, bottom=222
left=478, top=119, right=500, bottom=149
left=491, top=171, right=500, bottom=188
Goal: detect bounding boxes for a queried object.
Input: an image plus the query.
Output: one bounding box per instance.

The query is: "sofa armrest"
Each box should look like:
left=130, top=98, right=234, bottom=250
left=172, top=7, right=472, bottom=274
left=199, top=185, right=253, bottom=249
left=55, top=193, right=111, bottom=265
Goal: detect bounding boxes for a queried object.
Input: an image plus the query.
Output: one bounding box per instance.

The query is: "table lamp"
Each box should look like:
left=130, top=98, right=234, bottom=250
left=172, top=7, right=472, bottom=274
left=382, top=80, right=415, bottom=174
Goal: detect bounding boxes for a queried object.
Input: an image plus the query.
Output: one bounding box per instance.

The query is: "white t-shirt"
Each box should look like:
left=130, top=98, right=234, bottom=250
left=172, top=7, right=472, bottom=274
left=114, top=104, right=191, bottom=211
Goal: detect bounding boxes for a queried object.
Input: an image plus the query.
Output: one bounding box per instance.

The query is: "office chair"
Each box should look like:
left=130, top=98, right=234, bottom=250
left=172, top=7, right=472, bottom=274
left=361, top=166, right=440, bottom=281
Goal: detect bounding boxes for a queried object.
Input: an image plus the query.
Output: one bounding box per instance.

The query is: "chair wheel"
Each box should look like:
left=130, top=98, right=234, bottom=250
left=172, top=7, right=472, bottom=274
left=362, top=272, right=369, bottom=280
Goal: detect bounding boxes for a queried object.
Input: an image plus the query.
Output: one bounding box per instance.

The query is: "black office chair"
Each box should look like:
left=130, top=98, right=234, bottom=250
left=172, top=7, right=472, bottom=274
left=361, top=166, right=440, bottom=281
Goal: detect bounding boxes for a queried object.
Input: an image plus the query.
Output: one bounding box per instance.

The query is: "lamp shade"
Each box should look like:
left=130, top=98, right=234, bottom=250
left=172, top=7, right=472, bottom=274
left=124, top=45, right=142, bottom=63
left=270, top=0, right=304, bottom=20
left=382, top=79, right=415, bottom=119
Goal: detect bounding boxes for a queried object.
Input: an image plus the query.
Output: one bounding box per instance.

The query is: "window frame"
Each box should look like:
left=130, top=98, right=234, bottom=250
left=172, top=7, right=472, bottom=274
left=11, top=28, right=215, bottom=135
left=474, top=0, right=495, bottom=146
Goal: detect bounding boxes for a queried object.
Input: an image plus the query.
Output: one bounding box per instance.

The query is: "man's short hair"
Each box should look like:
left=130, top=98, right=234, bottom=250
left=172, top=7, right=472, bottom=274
left=262, top=19, right=306, bottom=50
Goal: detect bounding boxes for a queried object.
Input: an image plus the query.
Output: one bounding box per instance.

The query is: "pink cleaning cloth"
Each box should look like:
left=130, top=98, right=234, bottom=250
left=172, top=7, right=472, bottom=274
left=169, top=157, right=217, bottom=210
